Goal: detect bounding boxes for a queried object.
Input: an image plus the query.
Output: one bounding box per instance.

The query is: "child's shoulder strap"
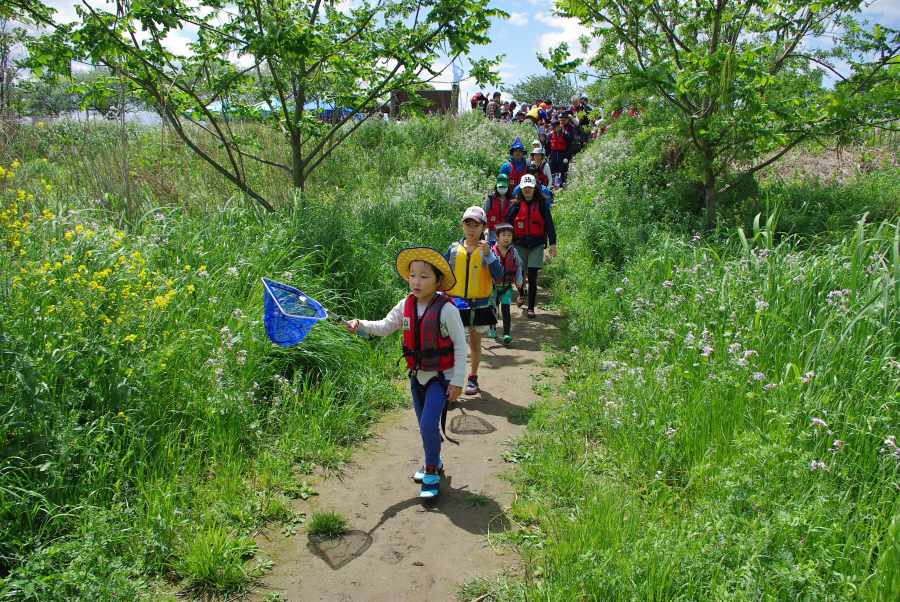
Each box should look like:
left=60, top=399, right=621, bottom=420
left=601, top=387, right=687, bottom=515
left=447, top=240, right=461, bottom=265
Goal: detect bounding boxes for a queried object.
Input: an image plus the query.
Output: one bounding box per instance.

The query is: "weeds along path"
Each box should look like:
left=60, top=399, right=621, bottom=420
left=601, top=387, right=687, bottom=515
left=257, top=286, right=561, bottom=601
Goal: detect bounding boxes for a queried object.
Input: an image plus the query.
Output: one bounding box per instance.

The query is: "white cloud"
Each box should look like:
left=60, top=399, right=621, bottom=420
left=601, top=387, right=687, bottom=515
left=508, top=12, right=528, bottom=26
left=533, top=11, right=594, bottom=59
left=863, top=0, right=900, bottom=21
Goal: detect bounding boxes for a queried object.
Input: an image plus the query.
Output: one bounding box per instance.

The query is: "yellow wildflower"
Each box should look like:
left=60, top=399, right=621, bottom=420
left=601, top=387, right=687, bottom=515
left=63, top=254, right=72, bottom=262
left=64, top=231, right=73, bottom=241
left=183, top=264, right=191, bottom=271
left=11, top=160, right=20, bottom=169
left=75, top=224, right=84, bottom=232
left=122, top=334, right=137, bottom=343
left=186, top=284, right=195, bottom=293
left=42, top=210, right=53, bottom=220
left=37, top=122, right=44, bottom=128
left=42, top=158, right=47, bottom=162
left=45, top=185, right=51, bottom=192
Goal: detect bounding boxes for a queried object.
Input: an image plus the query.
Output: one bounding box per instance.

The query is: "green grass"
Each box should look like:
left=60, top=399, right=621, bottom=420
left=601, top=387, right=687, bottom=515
left=465, top=492, right=494, bottom=508
left=501, top=134, right=900, bottom=600
left=3, top=111, right=900, bottom=600
left=0, top=112, right=535, bottom=599
left=307, top=511, right=350, bottom=539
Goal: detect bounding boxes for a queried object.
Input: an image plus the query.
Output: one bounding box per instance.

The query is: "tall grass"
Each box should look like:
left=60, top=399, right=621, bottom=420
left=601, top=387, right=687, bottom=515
left=506, top=135, right=900, bottom=599
left=0, top=111, right=531, bottom=599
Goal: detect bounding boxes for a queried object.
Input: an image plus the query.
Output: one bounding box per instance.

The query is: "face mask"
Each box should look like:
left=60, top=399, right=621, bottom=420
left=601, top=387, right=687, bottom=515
left=497, top=187, right=508, bottom=195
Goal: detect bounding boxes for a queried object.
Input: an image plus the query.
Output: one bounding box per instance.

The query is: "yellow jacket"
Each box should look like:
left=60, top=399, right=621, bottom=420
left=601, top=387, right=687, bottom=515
left=445, top=241, right=494, bottom=300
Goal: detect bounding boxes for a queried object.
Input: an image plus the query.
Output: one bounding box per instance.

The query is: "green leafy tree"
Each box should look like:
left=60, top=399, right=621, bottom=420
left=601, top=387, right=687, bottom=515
left=545, top=0, right=900, bottom=227
left=18, top=75, right=80, bottom=117
left=23, top=0, right=504, bottom=211
left=0, top=19, right=31, bottom=116
left=504, top=71, right=578, bottom=106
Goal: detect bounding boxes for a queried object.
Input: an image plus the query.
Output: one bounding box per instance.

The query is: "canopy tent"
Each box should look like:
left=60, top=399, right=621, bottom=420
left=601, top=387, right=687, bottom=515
left=186, top=98, right=362, bottom=121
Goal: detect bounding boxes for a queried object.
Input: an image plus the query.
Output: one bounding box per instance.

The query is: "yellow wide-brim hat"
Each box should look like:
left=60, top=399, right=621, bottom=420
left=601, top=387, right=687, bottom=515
left=395, top=247, right=457, bottom=292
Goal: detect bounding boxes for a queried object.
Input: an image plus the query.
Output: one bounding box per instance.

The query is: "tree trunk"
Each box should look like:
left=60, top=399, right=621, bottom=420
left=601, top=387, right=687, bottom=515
left=290, top=134, right=306, bottom=205
left=704, top=163, right=717, bottom=229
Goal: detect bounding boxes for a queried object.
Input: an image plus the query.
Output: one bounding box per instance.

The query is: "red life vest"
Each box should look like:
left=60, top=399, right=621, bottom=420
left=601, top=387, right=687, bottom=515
left=511, top=200, right=546, bottom=239
left=486, top=194, right=511, bottom=230
left=507, top=161, right=527, bottom=188
left=549, top=132, right=567, bottom=151
left=401, top=294, right=454, bottom=372
left=492, top=244, right=518, bottom=284
left=534, top=160, right=549, bottom=186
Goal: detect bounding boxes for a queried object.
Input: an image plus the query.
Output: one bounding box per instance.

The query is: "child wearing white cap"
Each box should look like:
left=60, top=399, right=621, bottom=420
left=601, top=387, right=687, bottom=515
left=445, top=206, right=505, bottom=396
left=504, top=175, right=557, bottom=319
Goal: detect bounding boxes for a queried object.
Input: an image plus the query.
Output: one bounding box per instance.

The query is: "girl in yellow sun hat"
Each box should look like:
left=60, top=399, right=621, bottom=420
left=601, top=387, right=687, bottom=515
left=345, top=247, right=465, bottom=499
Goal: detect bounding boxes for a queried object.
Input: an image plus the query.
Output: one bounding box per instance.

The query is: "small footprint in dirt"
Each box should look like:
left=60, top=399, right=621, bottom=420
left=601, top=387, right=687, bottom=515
left=381, top=549, right=403, bottom=564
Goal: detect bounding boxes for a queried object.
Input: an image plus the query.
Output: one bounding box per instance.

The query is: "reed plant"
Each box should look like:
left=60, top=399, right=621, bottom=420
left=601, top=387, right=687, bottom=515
left=509, top=135, right=900, bottom=599
left=0, top=111, right=527, bottom=598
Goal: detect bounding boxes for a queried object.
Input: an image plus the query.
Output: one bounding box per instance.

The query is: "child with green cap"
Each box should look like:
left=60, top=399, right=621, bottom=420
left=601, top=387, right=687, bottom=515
left=484, top=173, right=513, bottom=242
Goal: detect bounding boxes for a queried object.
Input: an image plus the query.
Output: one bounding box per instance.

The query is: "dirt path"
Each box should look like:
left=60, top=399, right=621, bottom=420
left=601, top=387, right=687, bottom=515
left=256, top=287, right=561, bottom=602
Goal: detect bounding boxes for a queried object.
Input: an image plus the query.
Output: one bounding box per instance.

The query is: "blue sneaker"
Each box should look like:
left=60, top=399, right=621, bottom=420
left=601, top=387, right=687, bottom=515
left=487, top=329, right=497, bottom=339
left=419, top=473, right=440, bottom=499
left=413, top=457, right=442, bottom=483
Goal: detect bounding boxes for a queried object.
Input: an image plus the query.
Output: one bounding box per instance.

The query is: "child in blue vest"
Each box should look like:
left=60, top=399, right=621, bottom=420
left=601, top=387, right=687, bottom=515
left=491, top=223, right=524, bottom=344
left=445, top=206, right=505, bottom=395
left=498, top=137, right=529, bottom=189
left=345, top=248, right=465, bottom=499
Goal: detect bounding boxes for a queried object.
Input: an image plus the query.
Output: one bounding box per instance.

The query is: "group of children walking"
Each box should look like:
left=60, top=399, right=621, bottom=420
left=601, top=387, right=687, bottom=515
left=345, top=136, right=558, bottom=499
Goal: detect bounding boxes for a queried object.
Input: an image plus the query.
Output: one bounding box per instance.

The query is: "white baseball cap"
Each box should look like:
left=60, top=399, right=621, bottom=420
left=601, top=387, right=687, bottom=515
left=462, top=206, right=487, bottom=223
left=519, top=175, right=537, bottom=188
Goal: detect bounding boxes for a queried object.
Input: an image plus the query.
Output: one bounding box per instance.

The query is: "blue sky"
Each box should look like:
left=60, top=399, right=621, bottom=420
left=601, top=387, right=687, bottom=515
left=451, top=0, right=900, bottom=108
left=34, top=0, right=900, bottom=109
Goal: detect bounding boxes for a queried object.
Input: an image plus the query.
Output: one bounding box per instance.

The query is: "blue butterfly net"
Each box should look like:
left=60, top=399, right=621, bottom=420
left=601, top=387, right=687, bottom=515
left=262, top=278, right=326, bottom=346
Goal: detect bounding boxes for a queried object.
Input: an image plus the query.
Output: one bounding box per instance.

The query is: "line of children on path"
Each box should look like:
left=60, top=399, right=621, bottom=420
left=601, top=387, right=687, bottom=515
left=345, top=144, right=558, bottom=498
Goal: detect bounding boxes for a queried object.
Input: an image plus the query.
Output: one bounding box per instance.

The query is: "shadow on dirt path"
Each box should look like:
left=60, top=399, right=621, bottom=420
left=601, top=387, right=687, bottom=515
left=255, top=287, right=561, bottom=602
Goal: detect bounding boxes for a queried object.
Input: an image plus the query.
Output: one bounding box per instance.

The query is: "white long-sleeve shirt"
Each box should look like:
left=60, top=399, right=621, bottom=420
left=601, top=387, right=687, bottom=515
left=358, top=297, right=467, bottom=388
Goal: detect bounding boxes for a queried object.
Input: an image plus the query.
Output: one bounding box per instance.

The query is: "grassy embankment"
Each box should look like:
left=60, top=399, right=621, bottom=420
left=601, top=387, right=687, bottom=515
left=0, top=113, right=534, bottom=600
left=461, top=132, right=900, bottom=600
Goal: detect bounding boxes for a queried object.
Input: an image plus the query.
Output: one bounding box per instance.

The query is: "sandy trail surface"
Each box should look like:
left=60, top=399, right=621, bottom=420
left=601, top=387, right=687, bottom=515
left=257, top=288, right=561, bottom=602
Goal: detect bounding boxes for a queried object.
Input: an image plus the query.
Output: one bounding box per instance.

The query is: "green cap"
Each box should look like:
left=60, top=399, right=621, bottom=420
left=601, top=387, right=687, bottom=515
left=496, top=173, right=510, bottom=187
